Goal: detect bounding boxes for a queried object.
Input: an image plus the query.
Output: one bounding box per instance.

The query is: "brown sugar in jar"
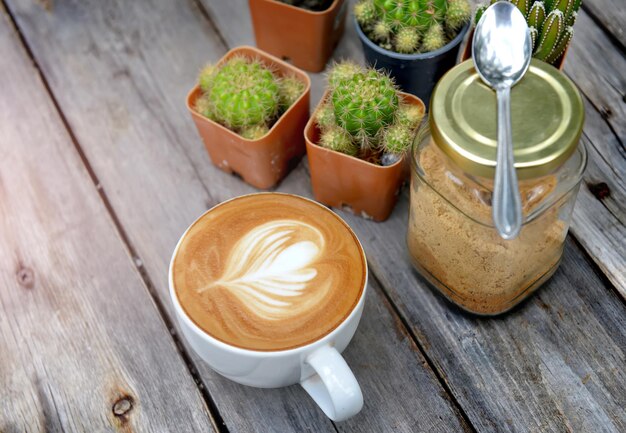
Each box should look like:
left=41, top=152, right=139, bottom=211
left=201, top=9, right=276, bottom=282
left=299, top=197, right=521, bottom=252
left=407, top=60, right=587, bottom=315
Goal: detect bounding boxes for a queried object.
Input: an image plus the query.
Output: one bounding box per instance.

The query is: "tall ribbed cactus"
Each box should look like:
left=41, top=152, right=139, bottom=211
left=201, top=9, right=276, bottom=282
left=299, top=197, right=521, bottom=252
left=355, top=0, right=472, bottom=54
left=196, top=56, right=304, bottom=139
left=474, top=0, right=582, bottom=66
left=315, top=62, right=423, bottom=164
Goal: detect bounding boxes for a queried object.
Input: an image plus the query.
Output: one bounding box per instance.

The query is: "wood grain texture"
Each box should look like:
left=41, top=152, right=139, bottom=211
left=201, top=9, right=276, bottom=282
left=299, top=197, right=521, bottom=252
left=3, top=0, right=470, bottom=431
left=563, top=10, right=626, bottom=298
left=582, top=0, right=626, bottom=51
left=0, top=6, right=217, bottom=433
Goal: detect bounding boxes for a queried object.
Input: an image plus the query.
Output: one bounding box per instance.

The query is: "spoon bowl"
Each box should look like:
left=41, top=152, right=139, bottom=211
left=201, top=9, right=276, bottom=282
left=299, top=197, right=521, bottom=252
left=472, top=1, right=532, bottom=239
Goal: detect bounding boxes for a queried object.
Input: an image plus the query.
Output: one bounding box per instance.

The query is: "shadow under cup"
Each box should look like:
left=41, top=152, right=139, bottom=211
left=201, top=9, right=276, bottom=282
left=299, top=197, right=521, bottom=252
left=168, top=192, right=368, bottom=422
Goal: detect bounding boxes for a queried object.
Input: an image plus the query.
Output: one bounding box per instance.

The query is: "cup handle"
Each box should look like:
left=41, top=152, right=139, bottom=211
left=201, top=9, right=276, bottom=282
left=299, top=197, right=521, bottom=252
left=300, top=345, right=363, bottom=422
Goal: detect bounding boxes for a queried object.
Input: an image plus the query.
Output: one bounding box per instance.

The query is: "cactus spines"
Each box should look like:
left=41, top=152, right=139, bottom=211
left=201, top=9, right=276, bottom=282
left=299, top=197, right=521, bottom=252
left=529, top=26, right=539, bottom=51
left=396, top=103, right=425, bottom=129
left=373, top=20, right=392, bottom=41
left=357, top=0, right=471, bottom=54
left=422, top=22, right=446, bottom=52
left=199, top=64, right=217, bottom=92
left=552, top=0, right=575, bottom=20
left=355, top=0, right=377, bottom=27
left=446, top=0, right=472, bottom=30
left=383, top=123, right=414, bottom=156
left=240, top=123, right=270, bottom=140
left=567, top=10, right=577, bottom=27
left=527, top=2, right=546, bottom=32
left=279, top=75, right=305, bottom=111
left=320, top=127, right=359, bottom=156
left=510, top=0, right=530, bottom=17
left=545, top=26, right=573, bottom=64
left=328, top=61, right=362, bottom=88
left=395, top=26, right=420, bottom=53
left=474, top=4, right=487, bottom=24
left=315, top=103, right=336, bottom=131
left=331, top=69, right=399, bottom=142
left=195, top=94, right=213, bottom=119
left=534, top=10, right=564, bottom=61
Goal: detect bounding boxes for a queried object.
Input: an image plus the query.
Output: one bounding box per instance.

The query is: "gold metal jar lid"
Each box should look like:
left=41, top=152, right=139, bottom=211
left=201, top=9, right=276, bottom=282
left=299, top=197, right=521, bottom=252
left=429, top=59, right=584, bottom=179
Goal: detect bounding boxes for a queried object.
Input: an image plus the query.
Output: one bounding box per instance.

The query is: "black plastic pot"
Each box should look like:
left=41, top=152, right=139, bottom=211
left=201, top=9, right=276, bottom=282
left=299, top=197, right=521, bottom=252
left=355, top=18, right=470, bottom=107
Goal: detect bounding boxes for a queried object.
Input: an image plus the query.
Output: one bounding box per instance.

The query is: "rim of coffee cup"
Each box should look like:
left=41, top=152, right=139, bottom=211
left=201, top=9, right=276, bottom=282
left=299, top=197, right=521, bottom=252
left=168, top=192, right=369, bottom=357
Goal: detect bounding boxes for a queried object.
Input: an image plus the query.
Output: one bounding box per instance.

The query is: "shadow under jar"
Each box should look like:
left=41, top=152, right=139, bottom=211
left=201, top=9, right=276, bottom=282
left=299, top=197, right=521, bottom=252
left=407, top=59, right=587, bottom=315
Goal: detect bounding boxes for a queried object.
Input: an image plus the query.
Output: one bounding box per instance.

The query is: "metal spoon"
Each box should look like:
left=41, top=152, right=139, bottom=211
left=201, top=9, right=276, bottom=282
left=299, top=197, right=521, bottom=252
left=472, top=1, right=532, bottom=239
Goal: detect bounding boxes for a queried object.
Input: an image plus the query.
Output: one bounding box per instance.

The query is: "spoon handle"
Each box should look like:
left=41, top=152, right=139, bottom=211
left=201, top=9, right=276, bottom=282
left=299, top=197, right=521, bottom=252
left=493, top=87, right=522, bottom=239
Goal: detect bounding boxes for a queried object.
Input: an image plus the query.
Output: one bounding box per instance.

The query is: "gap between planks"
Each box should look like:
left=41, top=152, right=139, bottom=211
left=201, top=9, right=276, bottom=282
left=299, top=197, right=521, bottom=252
left=0, top=2, right=229, bottom=432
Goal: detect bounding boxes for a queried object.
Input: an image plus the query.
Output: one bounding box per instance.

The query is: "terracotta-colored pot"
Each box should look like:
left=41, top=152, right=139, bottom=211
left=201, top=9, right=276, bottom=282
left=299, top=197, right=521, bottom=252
left=187, top=46, right=311, bottom=190
left=305, top=90, right=425, bottom=222
left=248, top=0, right=347, bottom=72
left=461, top=28, right=567, bottom=70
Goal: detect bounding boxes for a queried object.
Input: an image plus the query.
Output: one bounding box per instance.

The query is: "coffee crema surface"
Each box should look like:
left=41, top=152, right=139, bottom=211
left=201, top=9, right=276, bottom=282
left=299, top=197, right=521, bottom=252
left=172, top=194, right=366, bottom=351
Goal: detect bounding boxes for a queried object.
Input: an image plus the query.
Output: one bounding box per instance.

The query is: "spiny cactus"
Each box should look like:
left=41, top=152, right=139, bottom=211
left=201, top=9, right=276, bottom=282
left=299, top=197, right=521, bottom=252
left=241, top=124, right=270, bottom=140
left=382, top=124, right=413, bottom=165
left=331, top=69, right=399, bottom=142
left=315, top=63, right=421, bottom=165
left=279, top=75, right=305, bottom=111
left=315, top=103, right=336, bottom=130
left=320, top=127, right=359, bottom=156
left=474, top=0, right=582, bottom=66
left=196, top=56, right=304, bottom=140
left=355, top=0, right=472, bottom=54
left=396, top=103, right=425, bottom=129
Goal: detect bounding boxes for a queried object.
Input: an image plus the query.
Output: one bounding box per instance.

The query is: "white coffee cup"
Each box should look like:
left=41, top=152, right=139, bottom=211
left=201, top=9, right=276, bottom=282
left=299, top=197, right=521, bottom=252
left=168, top=206, right=367, bottom=422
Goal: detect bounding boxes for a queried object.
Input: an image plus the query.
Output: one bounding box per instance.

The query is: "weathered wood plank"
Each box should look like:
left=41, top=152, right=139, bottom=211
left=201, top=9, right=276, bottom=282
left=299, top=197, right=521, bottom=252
left=563, top=10, right=626, bottom=297
left=582, top=0, right=626, bottom=51
left=0, top=6, right=217, bottom=433
left=4, top=0, right=471, bottom=431
left=202, top=0, right=626, bottom=431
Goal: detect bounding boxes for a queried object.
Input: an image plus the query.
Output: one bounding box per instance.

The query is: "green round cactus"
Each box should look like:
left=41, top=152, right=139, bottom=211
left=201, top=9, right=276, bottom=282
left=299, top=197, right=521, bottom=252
left=331, top=69, right=399, bottom=142
left=383, top=123, right=413, bottom=155
left=357, top=0, right=471, bottom=54
left=446, top=0, right=471, bottom=30
left=320, top=127, right=359, bottom=156
left=199, top=64, right=217, bottom=92
left=395, top=26, right=420, bottom=53
left=240, top=123, right=270, bottom=140
left=315, top=103, right=336, bottom=131
left=207, top=57, right=280, bottom=129
left=396, top=103, right=424, bottom=129
left=195, top=94, right=213, bottom=119
left=279, top=75, right=305, bottom=111
left=328, top=61, right=362, bottom=88
left=373, top=20, right=392, bottom=41
left=422, top=22, right=446, bottom=52
left=355, top=0, right=377, bottom=27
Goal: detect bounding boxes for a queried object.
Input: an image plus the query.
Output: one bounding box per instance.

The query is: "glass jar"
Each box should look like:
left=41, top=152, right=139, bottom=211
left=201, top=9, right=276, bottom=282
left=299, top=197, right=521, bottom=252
left=407, top=59, right=587, bottom=315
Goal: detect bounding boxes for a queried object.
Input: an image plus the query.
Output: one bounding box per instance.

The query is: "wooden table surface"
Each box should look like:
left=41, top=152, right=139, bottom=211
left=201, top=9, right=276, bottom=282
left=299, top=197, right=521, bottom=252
left=1, top=0, right=624, bottom=432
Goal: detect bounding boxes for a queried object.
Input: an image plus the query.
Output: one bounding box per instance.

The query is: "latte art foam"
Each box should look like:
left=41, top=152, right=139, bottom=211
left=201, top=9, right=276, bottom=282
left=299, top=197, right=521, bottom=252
left=173, top=194, right=366, bottom=351
left=199, top=220, right=328, bottom=320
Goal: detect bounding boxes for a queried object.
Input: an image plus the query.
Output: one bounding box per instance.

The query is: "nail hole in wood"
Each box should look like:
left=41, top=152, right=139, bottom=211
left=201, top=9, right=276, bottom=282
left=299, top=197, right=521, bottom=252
left=599, top=106, right=613, bottom=119
left=112, top=396, right=134, bottom=418
left=588, top=182, right=611, bottom=200
left=16, top=267, right=35, bottom=289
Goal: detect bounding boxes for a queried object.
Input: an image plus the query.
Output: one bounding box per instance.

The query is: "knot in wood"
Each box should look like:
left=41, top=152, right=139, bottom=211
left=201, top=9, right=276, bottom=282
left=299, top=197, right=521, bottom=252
left=112, top=396, right=133, bottom=417
left=588, top=182, right=611, bottom=200
left=599, top=106, right=613, bottom=120
left=16, top=267, right=35, bottom=289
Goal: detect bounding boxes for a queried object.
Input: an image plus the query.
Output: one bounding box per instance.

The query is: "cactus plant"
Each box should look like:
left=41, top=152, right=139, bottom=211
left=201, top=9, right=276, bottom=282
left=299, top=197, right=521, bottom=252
left=355, top=0, right=472, bottom=54
left=195, top=56, right=304, bottom=139
left=315, top=62, right=421, bottom=163
left=474, top=0, right=582, bottom=66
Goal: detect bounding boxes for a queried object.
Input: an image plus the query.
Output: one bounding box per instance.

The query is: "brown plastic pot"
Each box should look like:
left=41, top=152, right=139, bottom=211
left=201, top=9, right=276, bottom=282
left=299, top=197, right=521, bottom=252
left=461, top=28, right=567, bottom=70
left=305, top=90, right=425, bottom=222
left=187, top=46, right=311, bottom=190
left=249, top=0, right=347, bottom=72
